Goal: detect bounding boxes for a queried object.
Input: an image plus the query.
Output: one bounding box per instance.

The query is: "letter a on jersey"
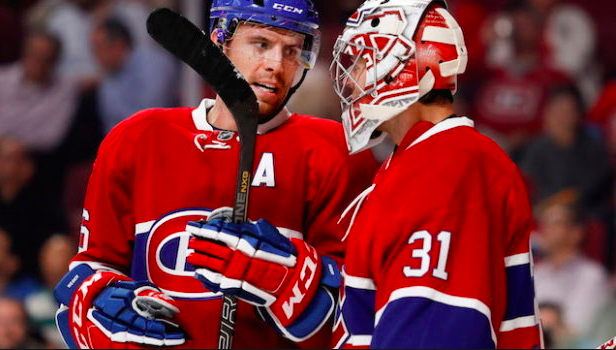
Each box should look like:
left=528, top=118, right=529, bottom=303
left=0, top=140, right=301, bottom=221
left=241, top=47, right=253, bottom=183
left=252, top=153, right=275, bottom=187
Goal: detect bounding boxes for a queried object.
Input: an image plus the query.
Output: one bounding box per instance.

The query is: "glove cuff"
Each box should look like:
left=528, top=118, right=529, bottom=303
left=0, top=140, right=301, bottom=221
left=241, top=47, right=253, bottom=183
left=54, top=264, right=130, bottom=348
left=268, top=238, right=323, bottom=326
left=259, top=254, right=341, bottom=342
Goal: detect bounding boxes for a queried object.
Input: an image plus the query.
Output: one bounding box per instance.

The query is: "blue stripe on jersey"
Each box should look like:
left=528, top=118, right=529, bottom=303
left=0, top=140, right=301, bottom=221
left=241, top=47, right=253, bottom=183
left=342, top=286, right=376, bottom=335
left=131, top=234, right=148, bottom=280
left=504, top=264, right=535, bottom=321
left=372, top=297, right=495, bottom=349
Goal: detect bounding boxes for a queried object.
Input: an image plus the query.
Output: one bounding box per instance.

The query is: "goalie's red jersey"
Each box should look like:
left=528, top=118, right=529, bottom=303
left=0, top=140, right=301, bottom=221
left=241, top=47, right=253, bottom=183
left=334, top=117, right=543, bottom=349
left=72, top=99, right=378, bottom=348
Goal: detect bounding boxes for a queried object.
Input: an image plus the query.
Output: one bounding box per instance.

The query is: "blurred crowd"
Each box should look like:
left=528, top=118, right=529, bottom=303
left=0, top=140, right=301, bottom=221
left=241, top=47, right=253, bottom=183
left=1, top=0, right=615, bottom=348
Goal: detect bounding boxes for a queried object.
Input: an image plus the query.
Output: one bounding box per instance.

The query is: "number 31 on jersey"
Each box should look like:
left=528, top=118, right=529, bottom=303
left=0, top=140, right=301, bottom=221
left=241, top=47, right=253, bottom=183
left=404, top=230, right=452, bottom=280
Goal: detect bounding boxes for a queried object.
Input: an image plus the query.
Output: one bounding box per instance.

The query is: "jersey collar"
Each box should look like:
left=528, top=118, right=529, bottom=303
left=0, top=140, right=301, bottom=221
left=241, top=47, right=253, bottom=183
left=191, top=98, right=291, bottom=135
left=384, top=116, right=474, bottom=170
left=397, top=121, right=435, bottom=152
left=405, top=116, right=475, bottom=150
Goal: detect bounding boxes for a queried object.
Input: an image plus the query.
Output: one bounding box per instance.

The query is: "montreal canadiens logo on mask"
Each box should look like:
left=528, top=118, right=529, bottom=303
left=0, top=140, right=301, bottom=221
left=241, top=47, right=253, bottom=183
left=134, top=208, right=222, bottom=300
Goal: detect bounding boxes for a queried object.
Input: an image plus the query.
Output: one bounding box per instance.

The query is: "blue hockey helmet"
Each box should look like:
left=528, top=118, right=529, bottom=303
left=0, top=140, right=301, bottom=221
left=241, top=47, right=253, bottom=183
left=210, top=0, right=320, bottom=69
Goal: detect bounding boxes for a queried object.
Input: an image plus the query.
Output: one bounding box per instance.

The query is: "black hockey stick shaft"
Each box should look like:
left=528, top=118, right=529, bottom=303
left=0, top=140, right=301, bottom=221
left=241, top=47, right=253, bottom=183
left=147, top=8, right=259, bottom=349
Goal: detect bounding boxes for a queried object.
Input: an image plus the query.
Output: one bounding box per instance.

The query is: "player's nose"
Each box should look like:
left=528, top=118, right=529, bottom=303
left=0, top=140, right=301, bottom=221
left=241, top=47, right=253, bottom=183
left=263, top=56, right=284, bottom=73
left=261, top=47, right=286, bottom=72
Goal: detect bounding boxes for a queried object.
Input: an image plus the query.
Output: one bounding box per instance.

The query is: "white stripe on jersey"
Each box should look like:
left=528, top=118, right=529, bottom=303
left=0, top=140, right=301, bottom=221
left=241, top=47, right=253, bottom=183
left=500, top=315, right=538, bottom=332
left=348, top=335, right=372, bottom=346
left=407, top=117, right=475, bottom=150
left=344, top=274, right=377, bottom=290
left=136, top=220, right=156, bottom=235
left=504, top=253, right=531, bottom=267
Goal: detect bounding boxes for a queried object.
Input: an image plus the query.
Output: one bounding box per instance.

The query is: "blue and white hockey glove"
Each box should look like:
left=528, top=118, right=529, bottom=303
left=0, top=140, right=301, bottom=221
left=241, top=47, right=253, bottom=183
left=54, top=264, right=185, bottom=349
left=186, top=216, right=341, bottom=341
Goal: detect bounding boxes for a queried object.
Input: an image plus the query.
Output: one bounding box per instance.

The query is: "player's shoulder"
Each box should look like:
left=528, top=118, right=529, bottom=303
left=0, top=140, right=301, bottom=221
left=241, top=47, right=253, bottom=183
left=106, top=107, right=194, bottom=138
left=442, top=123, right=528, bottom=193
left=436, top=121, right=516, bottom=168
left=278, top=114, right=348, bottom=155
left=116, top=106, right=194, bottom=129
left=401, top=119, right=521, bottom=187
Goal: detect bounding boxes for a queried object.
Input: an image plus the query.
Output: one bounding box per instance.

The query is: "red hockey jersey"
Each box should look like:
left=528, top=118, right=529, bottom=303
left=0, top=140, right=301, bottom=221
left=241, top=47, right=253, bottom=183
left=334, top=117, right=543, bottom=349
left=72, top=99, right=378, bottom=348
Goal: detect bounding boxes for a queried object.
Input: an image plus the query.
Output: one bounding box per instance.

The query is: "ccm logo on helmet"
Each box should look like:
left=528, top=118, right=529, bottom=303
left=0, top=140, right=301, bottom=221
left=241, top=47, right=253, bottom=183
left=273, top=3, right=304, bottom=14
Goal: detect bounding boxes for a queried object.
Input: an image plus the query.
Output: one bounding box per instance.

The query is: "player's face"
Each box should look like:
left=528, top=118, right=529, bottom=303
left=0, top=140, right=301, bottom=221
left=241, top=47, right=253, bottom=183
left=331, top=39, right=372, bottom=106
left=346, top=55, right=368, bottom=101
left=222, top=23, right=305, bottom=117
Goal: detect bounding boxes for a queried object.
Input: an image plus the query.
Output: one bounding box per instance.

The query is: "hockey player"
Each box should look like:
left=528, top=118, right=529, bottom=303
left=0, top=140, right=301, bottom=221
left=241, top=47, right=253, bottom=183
left=53, top=0, right=377, bottom=348
left=329, top=0, right=543, bottom=348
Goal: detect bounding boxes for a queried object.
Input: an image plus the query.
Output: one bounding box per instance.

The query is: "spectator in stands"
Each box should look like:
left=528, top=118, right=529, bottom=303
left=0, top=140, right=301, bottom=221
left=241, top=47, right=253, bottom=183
left=24, top=234, right=76, bottom=348
left=36, top=0, right=175, bottom=90
left=528, top=0, right=602, bottom=107
left=0, top=139, right=36, bottom=214
left=520, top=85, right=612, bottom=216
left=0, top=138, right=69, bottom=277
left=0, top=297, right=44, bottom=349
left=0, top=229, right=21, bottom=298
left=0, top=228, right=43, bottom=306
left=473, top=0, right=568, bottom=160
left=91, top=17, right=177, bottom=133
left=539, top=303, right=575, bottom=349
left=0, top=29, right=79, bottom=153
left=533, top=200, right=610, bottom=338
left=40, top=0, right=106, bottom=83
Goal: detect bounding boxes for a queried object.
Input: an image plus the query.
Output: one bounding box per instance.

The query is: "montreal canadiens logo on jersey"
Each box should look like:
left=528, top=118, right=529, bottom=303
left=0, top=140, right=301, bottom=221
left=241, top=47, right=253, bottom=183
left=135, top=209, right=221, bottom=300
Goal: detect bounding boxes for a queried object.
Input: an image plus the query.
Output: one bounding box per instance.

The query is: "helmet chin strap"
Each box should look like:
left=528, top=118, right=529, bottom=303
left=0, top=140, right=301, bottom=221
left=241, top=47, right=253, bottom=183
left=258, top=68, right=309, bottom=124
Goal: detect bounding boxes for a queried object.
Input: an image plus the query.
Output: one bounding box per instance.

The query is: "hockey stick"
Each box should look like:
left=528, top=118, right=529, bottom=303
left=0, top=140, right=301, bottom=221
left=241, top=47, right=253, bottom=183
left=146, top=8, right=259, bottom=349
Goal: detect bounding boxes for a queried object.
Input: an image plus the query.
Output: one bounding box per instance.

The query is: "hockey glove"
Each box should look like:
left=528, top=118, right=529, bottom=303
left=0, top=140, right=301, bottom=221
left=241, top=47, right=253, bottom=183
left=186, top=218, right=341, bottom=341
left=54, top=264, right=185, bottom=349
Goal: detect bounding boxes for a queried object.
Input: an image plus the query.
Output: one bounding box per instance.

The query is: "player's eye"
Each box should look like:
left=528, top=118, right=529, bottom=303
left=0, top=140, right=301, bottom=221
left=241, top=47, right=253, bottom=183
left=253, top=41, right=269, bottom=50
left=284, top=46, right=301, bottom=59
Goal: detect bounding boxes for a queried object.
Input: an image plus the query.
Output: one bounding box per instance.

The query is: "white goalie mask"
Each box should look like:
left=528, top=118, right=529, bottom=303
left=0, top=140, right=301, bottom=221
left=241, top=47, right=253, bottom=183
left=330, top=0, right=468, bottom=154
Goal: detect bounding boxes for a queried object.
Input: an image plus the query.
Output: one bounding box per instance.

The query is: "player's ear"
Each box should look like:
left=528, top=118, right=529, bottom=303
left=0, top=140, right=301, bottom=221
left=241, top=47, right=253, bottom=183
left=210, top=29, right=227, bottom=51
left=210, top=29, right=218, bottom=44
